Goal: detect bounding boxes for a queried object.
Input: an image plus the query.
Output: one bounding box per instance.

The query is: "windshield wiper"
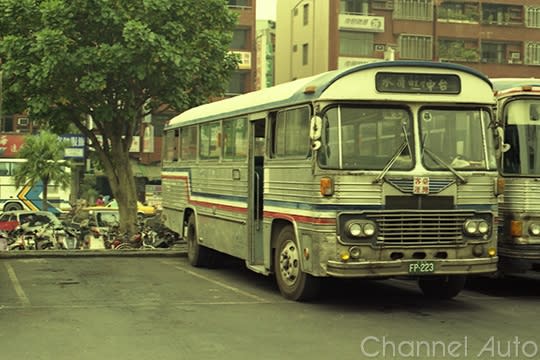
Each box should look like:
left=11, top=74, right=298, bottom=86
left=423, top=147, right=467, bottom=184
left=373, top=122, right=412, bottom=184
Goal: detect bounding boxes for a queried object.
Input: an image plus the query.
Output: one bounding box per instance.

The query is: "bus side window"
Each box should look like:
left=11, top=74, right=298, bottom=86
left=0, top=163, right=9, bottom=176
left=272, top=106, right=311, bottom=158
left=163, top=130, right=178, bottom=162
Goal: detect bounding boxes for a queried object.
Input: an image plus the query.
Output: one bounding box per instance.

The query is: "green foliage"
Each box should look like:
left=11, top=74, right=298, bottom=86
left=0, top=0, right=238, bottom=229
left=13, top=130, right=71, bottom=210
left=0, top=0, right=238, bottom=130
left=13, top=130, right=71, bottom=189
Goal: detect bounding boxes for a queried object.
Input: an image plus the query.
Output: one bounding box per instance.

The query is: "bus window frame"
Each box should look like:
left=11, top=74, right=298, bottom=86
left=270, top=105, right=312, bottom=159
left=179, top=125, right=198, bottom=162
left=223, top=117, right=248, bottom=161
left=199, top=120, right=222, bottom=161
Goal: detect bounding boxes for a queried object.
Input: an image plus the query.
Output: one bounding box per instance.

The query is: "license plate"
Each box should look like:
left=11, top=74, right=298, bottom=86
left=408, top=261, right=435, bottom=274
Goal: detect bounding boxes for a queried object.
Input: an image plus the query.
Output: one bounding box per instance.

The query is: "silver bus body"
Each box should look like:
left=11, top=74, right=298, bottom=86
left=162, top=61, right=500, bottom=300
left=493, top=78, right=540, bottom=274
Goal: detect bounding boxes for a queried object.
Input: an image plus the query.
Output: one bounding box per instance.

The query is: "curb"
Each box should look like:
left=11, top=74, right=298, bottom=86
left=0, top=247, right=188, bottom=259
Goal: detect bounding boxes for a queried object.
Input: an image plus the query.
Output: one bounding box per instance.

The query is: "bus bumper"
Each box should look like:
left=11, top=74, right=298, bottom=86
left=325, top=257, right=498, bottom=278
left=498, top=244, right=540, bottom=273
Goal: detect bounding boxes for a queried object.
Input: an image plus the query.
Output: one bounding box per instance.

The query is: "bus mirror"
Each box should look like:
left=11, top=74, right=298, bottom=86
left=496, top=127, right=511, bottom=153
left=310, top=115, right=322, bottom=140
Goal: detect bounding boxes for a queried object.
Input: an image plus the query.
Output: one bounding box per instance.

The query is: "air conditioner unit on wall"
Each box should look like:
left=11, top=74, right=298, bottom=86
left=17, top=118, right=29, bottom=126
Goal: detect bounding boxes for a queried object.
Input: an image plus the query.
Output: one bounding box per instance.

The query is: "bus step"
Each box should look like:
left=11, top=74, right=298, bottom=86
left=246, top=263, right=270, bottom=275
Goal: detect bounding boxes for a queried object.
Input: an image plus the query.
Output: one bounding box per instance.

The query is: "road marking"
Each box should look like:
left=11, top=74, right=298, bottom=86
left=162, top=260, right=271, bottom=303
left=4, top=263, right=31, bottom=306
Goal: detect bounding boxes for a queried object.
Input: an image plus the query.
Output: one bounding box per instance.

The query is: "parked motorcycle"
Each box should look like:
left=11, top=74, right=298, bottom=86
left=7, top=225, right=37, bottom=250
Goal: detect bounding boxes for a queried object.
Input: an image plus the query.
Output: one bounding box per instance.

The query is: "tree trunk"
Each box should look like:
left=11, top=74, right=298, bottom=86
left=42, top=179, right=49, bottom=212
left=99, top=144, right=138, bottom=235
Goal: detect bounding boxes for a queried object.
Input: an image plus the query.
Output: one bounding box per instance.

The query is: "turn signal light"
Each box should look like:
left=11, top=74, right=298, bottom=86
left=320, top=177, right=334, bottom=196
left=496, top=177, right=505, bottom=196
left=510, top=220, right=523, bottom=237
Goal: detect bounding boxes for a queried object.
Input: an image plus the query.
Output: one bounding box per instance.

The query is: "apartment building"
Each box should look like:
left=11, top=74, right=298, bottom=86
left=276, top=0, right=540, bottom=84
left=227, top=0, right=258, bottom=95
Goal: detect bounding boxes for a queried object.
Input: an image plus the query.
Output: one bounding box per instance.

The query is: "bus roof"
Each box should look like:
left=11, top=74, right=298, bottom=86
left=491, top=78, right=540, bottom=92
left=167, top=61, right=492, bottom=128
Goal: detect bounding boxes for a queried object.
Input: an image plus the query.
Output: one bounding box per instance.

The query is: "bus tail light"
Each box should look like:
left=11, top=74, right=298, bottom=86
left=510, top=220, right=523, bottom=237
left=320, top=177, right=334, bottom=196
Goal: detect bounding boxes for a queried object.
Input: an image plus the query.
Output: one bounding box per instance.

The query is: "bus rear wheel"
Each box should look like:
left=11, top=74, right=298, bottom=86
left=274, top=226, right=320, bottom=301
left=186, top=214, right=214, bottom=267
left=418, top=275, right=466, bottom=300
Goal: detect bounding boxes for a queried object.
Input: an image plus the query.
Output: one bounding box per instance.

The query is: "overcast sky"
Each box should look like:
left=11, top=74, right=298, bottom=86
left=256, top=0, right=276, bottom=20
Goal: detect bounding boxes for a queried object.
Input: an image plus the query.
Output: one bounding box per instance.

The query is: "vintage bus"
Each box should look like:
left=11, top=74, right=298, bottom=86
left=0, top=158, right=71, bottom=214
left=162, top=61, right=502, bottom=301
left=492, top=78, right=540, bottom=275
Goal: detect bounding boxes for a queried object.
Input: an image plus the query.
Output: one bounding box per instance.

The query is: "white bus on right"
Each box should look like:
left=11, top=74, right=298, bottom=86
left=493, top=78, right=540, bottom=275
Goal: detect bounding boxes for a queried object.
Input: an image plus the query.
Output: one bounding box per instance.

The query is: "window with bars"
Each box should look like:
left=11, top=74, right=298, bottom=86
left=394, top=0, right=433, bottom=20
left=339, top=31, right=374, bottom=57
left=399, top=35, right=432, bottom=60
left=231, top=28, right=249, bottom=49
left=481, top=42, right=507, bottom=64
left=340, top=0, right=370, bottom=14
left=525, top=42, right=540, bottom=65
left=303, top=3, right=309, bottom=25
left=302, top=43, right=309, bottom=65
left=482, top=4, right=522, bottom=25
left=437, top=1, right=479, bottom=22
left=526, top=7, right=540, bottom=28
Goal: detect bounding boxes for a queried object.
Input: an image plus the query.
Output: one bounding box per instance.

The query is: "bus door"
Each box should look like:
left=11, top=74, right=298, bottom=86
left=247, top=116, right=266, bottom=267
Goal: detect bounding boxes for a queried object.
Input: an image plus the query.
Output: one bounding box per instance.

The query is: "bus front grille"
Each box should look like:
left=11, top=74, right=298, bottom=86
left=365, top=212, right=474, bottom=245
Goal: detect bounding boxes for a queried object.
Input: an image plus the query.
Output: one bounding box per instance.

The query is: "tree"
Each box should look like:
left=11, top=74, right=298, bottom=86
left=13, top=130, right=71, bottom=212
left=0, top=0, right=238, bottom=233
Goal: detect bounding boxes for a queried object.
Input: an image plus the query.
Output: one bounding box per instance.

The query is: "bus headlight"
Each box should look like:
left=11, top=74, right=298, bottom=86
left=346, top=221, right=377, bottom=238
left=363, top=223, right=376, bottom=236
left=529, top=223, right=540, bottom=236
left=477, top=220, right=489, bottom=234
left=463, top=219, right=491, bottom=236
left=464, top=220, right=478, bottom=235
left=348, top=223, right=362, bottom=237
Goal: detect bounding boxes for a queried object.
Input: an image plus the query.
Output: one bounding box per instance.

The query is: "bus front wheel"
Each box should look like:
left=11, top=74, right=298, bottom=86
left=186, top=214, right=213, bottom=267
left=418, top=275, right=466, bottom=300
left=274, top=226, right=320, bottom=301
left=4, top=202, right=23, bottom=212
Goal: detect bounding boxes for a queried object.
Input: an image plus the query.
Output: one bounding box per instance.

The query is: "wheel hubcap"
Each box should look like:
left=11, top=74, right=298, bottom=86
left=279, top=239, right=299, bottom=286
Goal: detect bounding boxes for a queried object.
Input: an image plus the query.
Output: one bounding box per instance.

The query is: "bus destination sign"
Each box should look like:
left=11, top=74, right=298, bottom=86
left=375, top=72, right=461, bottom=94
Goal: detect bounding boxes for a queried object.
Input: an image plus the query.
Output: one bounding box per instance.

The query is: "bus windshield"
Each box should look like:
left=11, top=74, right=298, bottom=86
left=318, top=106, right=413, bottom=170
left=502, top=99, right=540, bottom=175
left=420, top=108, right=496, bottom=170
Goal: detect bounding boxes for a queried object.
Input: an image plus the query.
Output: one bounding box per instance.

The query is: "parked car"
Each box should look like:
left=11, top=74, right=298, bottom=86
left=0, top=210, right=62, bottom=233
left=105, top=199, right=157, bottom=218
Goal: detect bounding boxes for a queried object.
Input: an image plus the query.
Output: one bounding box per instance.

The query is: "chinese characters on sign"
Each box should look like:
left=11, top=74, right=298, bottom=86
left=0, top=135, right=25, bottom=157
left=338, top=14, right=385, bottom=32
left=413, top=176, right=430, bottom=194
left=60, top=134, right=86, bottom=160
left=375, top=72, right=461, bottom=94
